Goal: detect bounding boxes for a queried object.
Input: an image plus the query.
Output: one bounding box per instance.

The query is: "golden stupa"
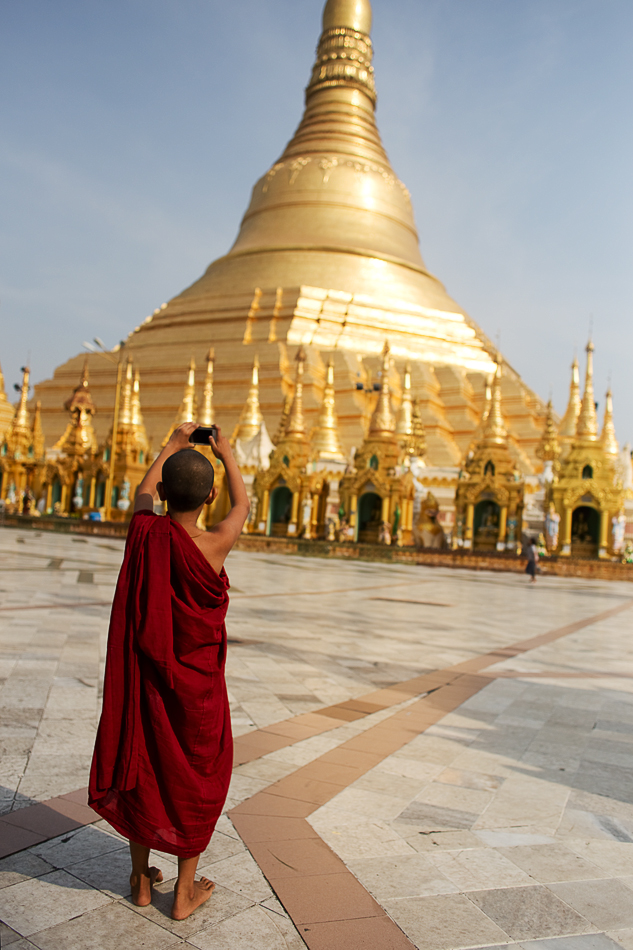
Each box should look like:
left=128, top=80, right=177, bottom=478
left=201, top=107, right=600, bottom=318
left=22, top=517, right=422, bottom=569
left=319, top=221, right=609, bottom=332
left=34, top=0, right=546, bottom=465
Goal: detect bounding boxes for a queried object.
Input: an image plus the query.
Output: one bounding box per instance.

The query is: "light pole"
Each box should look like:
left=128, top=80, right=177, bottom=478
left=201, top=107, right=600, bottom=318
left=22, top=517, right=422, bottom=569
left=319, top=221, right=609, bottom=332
left=83, top=338, right=125, bottom=522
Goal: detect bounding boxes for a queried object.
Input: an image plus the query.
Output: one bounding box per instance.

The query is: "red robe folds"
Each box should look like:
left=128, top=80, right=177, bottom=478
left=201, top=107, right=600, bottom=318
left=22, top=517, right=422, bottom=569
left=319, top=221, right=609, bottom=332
left=89, top=511, right=233, bottom=858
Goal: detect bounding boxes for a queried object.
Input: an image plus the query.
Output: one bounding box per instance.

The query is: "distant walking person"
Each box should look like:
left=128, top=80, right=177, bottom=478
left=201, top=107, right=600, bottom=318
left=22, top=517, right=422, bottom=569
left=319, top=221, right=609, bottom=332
left=525, top=537, right=539, bottom=583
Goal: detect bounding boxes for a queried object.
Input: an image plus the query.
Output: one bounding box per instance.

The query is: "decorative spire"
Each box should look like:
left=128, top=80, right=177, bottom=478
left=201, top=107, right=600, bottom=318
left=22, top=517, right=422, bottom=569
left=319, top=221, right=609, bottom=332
left=396, top=362, right=413, bottom=440
left=307, top=0, right=375, bottom=103
left=119, top=359, right=133, bottom=427
left=31, top=401, right=45, bottom=459
left=369, top=342, right=396, bottom=436
left=481, top=362, right=507, bottom=445
left=0, top=361, right=13, bottom=439
left=176, top=358, right=197, bottom=424
left=285, top=347, right=308, bottom=440
left=130, top=366, right=144, bottom=429
left=311, top=357, right=345, bottom=461
left=54, top=361, right=98, bottom=457
left=481, top=374, right=493, bottom=425
left=234, top=355, right=264, bottom=442
left=600, top=387, right=618, bottom=456
left=559, top=356, right=581, bottom=438
left=576, top=339, right=598, bottom=441
left=199, top=349, right=215, bottom=426
left=411, top=399, right=427, bottom=459
left=13, top=366, right=31, bottom=432
left=536, top=399, right=560, bottom=463
left=272, top=392, right=292, bottom=445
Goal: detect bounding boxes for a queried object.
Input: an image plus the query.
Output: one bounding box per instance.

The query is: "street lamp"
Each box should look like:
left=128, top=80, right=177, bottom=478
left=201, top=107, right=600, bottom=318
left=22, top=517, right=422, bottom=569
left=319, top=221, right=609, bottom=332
left=83, top=338, right=125, bottom=522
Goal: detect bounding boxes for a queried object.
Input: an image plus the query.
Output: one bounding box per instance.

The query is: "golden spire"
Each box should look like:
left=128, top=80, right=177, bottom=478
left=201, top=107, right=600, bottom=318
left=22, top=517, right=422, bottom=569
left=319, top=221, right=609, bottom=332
left=396, top=362, right=413, bottom=440
left=311, top=357, right=345, bottom=461
left=130, top=366, right=144, bottom=429
left=369, top=342, right=396, bottom=436
left=600, top=387, right=618, bottom=456
left=119, top=359, right=133, bottom=427
left=199, top=349, right=215, bottom=426
left=234, top=354, right=264, bottom=442
left=272, top=392, right=292, bottom=445
left=576, top=339, right=598, bottom=441
left=559, top=356, right=581, bottom=438
left=481, top=362, right=507, bottom=445
left=13, top=366, right=31, bottom=432
left=411, top=398, right=427, bottom=458
left=285, top=347, right=308, bottom=440
left=54, top=360, right=98, bottom=457
left=176, top=358, right=197, bottom=424
left=481, top=374, right=493, bottom=425
left=0, top=361, right=15, bottom=439
left=31, top=401, right=45, bottom=459
left=536, top=399, right=560, bottom=463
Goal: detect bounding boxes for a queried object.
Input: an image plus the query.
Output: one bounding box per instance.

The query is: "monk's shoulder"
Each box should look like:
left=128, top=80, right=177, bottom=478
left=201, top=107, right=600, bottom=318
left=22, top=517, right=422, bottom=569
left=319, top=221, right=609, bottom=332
left=191, top=531, right=225, bottom=574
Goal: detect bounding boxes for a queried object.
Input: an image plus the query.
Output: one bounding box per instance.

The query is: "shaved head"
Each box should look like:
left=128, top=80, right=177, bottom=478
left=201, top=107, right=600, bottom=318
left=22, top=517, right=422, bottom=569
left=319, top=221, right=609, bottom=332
left=161, top=449, right=214, bottom=512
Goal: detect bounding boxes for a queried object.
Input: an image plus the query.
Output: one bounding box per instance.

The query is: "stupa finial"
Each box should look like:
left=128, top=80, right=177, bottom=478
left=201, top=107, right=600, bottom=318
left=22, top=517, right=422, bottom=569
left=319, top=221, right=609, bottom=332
left=482, top=362, right=507, bottom=445
left=369, top=342, right=396, bottom=436
left=199, top=349, right=215, bottom=426
left=131, top=366, right=144, bottom=429
left=322, top=0, right=372, bottom=35
left=536, top=399, right=560, bottom=463
left=234, top=355, right=264, bottom=442
left=558, top=355, right=581, bottom=438
left=576, top=338, right=598, bottom=441
left=14, top=366, right=31, bottom=431
left=311, top=357, right=345, bottom=461
left=601, top=387, right=618, bottom=456
left=285, top=348, right=307, bottom=439
left=177, top=358, right=197, bottom=425
left=119, top=358, right=133, bottom=427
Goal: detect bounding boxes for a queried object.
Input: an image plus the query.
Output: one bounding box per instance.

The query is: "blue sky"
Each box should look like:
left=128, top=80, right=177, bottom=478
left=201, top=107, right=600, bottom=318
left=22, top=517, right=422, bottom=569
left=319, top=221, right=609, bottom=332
left=1, top=0, right=632, bottom=444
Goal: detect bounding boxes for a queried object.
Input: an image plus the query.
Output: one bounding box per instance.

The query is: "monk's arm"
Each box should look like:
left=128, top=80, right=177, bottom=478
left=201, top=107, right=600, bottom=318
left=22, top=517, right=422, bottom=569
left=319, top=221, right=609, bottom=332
left=208, top=428, right=250, bottom=550
left=134, top=423, right=199, bottom=512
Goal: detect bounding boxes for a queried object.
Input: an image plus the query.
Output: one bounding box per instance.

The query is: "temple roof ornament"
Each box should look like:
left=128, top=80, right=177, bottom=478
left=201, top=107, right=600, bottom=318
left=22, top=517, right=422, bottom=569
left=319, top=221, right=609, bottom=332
left=163, top=358, right=198, bottom=445
left=310, top=357, right=346, bottom=462
left=4, top=367, right=33, bottom=460
left=285, top=348, right=308, bottom=441
left=53, top=360, right=98, bottom=458
left=369, top=343, right=396, bottom=437
left=600, top=388, right=619, bottom=457
left=559, top=356, right=582, bottom=439
left=535, top=399, right=560, bottom=464
left=119, top=359, right=133, bottom=427
left=199, top=349, right=215, bottom=427
left=31, top=402, right=45, bottom=460
left=0, top=361, right=15, bottom=440
left=233, top=355, right=264, bottom=442
left=480, top=363, right=507, bottom=446
left=130, top=367, right=145, bottom=430
left=576, top=340, right=598, bottom=441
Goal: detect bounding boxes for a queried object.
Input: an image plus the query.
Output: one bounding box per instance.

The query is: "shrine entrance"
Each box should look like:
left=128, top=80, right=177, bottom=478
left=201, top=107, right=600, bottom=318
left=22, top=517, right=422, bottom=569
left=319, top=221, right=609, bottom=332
left=269, top=485, right=292, bottom=536
left=571, top=505, right=599, bottom=558
left=358, top=492, right=382, bottom=544
left=474, top=499, right=500, bottom=551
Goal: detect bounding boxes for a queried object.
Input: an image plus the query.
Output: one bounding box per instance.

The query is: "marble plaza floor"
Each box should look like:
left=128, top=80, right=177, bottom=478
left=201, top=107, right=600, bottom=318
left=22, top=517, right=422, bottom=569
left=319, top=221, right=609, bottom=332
left=1, top=526, right=633, bottom=949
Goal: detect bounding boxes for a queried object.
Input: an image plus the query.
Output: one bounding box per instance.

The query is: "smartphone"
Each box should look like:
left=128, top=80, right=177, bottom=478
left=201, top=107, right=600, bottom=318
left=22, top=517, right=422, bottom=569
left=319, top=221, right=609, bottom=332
left=189, top=425, right=218, bottom=444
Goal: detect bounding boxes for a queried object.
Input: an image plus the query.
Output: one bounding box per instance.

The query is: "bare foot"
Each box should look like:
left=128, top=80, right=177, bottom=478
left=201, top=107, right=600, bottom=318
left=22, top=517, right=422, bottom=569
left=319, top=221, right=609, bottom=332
left=130, top=866, right=164, bottom=906
left=171, top=878, right=216, bottom=920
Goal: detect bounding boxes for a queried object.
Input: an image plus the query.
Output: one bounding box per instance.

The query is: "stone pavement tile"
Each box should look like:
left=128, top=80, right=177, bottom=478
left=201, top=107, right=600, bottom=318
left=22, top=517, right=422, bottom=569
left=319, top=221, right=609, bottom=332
left=25, top=901, right=179, bottom=950
left=346, top=852, right=459, bottom=900
left=294, top=914, right=415, bottom=950
left=0, top=852, right=55, bottom=888
left=606, top=929, right=633, bottom=949
left=1, top=921, right=23, bottom=946
left=403, top=829, right=483, bottom=852
left=498, top=844, right=609, bottom=883
left=473, top=778, right=570, bottom=835
left=196, top=830, right=247, bottom=865
left=273, top=869, right=383, bottom=925
left=382, top=892, right=509, bottom=949
left=1, top=802, right=82, bottom=839
left=435, top=766, right=504, bottom=792
left=2, top=939, right=40, bottom=950
left=128, top=882, right=254, bottom=938
left=564, top=840, right=633, bottom=876
left=519, top=935, right=624, bottom=949
left=0, top=820, right=46, bottom=858
left=309, top=814, right=417, bottom=861
left=475, top=831, right=556, bottom=847
left=550, top=880, right=633, bottom=931
left=394, top=799, right=478, bottom=830
left=69, top=846, right=178, bottom=899
left=468, top=885, right=594, bottom=940
left=0, top=869, right=112, bottom=937
left=259, top=897, right=309, bottom=949
left=187, top=904, right=303, bottom=950
left=573, top=763, right=633, bottom=805
left=31, top=825, right=126, bottom=869
left=415, top=780, right=494, bottom=815
left=430, top=847, right=535, bottom=890
left=200, top=850, right=274, bottom=902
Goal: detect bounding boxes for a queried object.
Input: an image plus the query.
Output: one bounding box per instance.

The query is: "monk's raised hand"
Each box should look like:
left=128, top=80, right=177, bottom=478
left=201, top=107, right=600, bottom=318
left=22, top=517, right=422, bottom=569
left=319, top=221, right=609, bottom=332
left=169, top=422, right=199, bottom=450
left=208, top=426, right=232, bottom=463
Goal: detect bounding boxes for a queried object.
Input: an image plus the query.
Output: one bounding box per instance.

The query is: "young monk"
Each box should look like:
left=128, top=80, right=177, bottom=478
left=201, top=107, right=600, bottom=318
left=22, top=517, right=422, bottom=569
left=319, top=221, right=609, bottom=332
left=89, top=422, right=249, bottom=920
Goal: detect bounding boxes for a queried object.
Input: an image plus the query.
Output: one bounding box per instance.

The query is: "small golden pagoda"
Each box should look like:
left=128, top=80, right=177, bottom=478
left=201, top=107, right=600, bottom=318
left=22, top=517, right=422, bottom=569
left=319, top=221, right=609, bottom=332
left=0, top=362, right=15, bottom=442
left=0, top=367, right=46, bottom=510
left=102, top=359, right=151, bottom=516
left=396, top=363, right=426, bottom=460
left=535, top=399, right=561, bottom=478
left=551, top=341, right=624, bottom=558
left=163, top=358, right=197, bottom=444
left=558, top=356, right=581, bottom=456
left=339, top=343, right=415, bottom=544
left=43, top=361, right=101, bottom=513
left=252, top=347, right=312, bottom=536
left=455, top=362, right=524, bottom=552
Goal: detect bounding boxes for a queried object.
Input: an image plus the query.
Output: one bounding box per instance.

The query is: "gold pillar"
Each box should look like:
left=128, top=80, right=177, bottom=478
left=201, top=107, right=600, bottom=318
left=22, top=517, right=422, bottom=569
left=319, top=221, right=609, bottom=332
left=498, top=506, right=508, bottom=548
left=60, top=483, right=69, bottom=514
left=599, top=509, right=609, bottom=558
left=288, top=490, right=300, bottom=534
left=559, top=506, right=572, bottom=556
left=46, top=483, right=53, bottom=512
left=88, top=477, right=96, bottom=509
left=260, top=489, right=270, bottom=533
left=464, top=503, right=474, bottom=548
left=381, top=495, right=390, bottom=523
left=310, top=493, right=319, bottom=536
left=349, top=494, right=358, bottom=528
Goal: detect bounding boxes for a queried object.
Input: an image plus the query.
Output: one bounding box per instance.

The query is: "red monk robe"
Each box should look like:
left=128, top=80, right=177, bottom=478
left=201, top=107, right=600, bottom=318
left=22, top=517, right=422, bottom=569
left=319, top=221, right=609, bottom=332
left=89, top=510, right=233, bottom=858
